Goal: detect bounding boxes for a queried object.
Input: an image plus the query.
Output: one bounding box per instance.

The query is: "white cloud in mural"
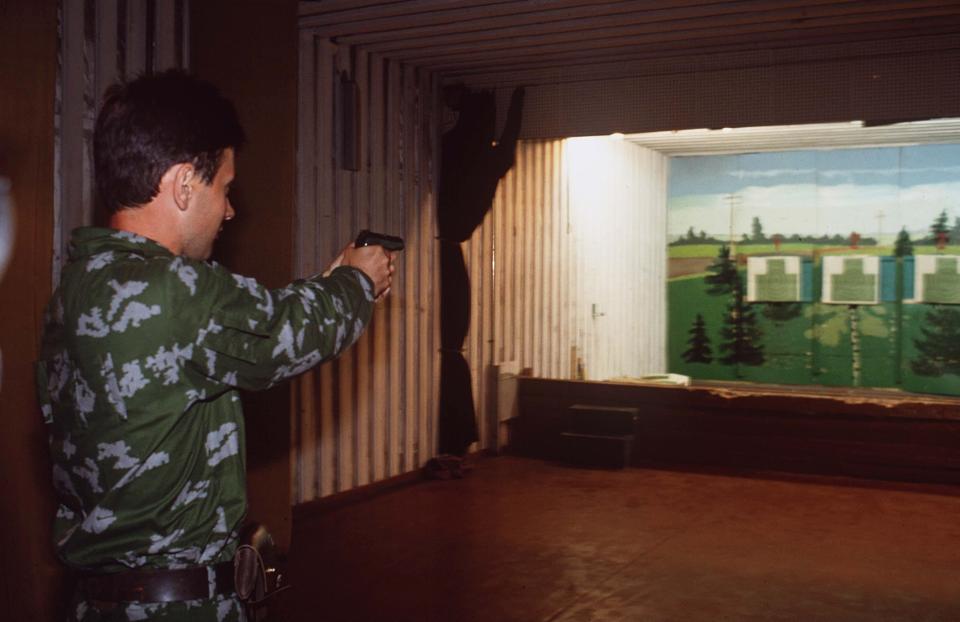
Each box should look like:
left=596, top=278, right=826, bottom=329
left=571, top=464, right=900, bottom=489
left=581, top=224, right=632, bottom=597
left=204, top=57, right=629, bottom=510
left=669, top=180, right=960, bottom=239
left=738, top=168, right=817, bottom=179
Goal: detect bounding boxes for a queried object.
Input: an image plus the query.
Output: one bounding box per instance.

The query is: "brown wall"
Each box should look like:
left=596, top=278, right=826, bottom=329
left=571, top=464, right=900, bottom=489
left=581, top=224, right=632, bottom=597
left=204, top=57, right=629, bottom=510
left=465, top=35, right=960, bottom=139
left=191, top=0, right=299, bottom=549
left=0, top=1, right=64, bottom=620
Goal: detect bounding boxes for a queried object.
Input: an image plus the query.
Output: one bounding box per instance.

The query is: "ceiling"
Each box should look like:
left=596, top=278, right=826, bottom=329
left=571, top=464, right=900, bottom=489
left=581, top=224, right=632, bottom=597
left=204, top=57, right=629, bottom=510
left=298, top=0, right=960, bottom=82
left=624, top=118, right=960, bottom=155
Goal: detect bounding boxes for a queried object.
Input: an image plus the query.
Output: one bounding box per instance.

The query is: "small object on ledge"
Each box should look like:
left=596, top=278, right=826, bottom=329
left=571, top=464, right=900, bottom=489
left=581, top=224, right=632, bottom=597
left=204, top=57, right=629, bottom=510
left=635, top=373, right=691, bottom=386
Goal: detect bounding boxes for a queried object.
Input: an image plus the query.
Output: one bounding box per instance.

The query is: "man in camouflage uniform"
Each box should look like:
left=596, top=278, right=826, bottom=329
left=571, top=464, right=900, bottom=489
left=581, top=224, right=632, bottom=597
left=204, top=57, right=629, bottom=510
left=36, top=71, right=393, bottom=621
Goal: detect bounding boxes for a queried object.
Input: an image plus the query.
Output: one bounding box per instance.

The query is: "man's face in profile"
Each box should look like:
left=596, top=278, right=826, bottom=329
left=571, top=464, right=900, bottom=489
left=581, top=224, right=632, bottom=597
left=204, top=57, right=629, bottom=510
left=181, top=148, right=236, bottom=261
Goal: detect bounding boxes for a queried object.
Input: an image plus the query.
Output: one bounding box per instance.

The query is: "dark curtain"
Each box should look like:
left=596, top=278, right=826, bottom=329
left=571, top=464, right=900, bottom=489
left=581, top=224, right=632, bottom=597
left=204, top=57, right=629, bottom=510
left=437, top=86, right=525, bottom=456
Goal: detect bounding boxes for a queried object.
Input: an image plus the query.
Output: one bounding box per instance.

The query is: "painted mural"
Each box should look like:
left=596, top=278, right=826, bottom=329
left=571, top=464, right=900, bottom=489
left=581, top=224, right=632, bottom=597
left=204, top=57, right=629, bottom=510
left=667, top=144, right=960, bottom=396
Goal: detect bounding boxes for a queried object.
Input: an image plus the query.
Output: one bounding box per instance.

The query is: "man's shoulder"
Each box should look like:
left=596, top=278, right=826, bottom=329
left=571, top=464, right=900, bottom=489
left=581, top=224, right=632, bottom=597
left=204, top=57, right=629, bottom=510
left=64, top=249, right=231, bottom=301
left=51, top=252, right=235, bottom=348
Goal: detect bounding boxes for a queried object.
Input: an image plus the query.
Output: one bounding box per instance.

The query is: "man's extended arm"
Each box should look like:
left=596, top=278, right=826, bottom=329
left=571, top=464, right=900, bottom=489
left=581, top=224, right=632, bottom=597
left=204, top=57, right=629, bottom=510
left=186, top=261, right=378, bottom=392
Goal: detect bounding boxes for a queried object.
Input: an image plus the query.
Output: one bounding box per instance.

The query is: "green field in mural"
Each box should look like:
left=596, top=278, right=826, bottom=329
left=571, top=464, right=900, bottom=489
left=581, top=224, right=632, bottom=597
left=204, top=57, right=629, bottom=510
left=667, top=145, right=960, bottom=396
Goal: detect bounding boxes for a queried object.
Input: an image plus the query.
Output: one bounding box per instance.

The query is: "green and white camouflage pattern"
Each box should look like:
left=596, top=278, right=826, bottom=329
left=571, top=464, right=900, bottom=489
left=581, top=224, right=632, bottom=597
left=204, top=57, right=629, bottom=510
left=37, top=227, right=375, bottom=621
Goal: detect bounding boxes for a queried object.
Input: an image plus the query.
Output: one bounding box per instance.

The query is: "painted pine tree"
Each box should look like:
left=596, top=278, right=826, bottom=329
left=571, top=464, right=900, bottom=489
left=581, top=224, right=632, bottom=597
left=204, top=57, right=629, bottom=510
left=931, top=209, right=950, bottom=249
left=705, top=244, right=738, bottom=295
left=751, top=217, right=765, bottom=242
left=894, top=227, right=913, bottom=257
left=719, top=276, right=765, bottom=374
left=911, top=304, right=960, bottom=376
left=682, top=313, right=713, bottom=363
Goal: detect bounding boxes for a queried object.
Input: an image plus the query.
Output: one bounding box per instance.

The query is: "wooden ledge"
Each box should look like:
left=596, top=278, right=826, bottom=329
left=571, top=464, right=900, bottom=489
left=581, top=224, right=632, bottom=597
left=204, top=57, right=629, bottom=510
left=517, top=376, right=960, bottom=422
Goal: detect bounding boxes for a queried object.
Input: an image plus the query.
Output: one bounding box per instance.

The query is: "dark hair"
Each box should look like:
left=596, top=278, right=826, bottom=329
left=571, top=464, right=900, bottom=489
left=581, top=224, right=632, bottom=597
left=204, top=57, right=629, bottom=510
left=94, top=69, right=245, bottom=213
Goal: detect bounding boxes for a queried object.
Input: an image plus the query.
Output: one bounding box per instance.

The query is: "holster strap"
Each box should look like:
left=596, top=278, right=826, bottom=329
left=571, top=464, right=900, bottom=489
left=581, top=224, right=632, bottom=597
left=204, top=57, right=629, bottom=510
left=79, top=561, right=234, bottom=603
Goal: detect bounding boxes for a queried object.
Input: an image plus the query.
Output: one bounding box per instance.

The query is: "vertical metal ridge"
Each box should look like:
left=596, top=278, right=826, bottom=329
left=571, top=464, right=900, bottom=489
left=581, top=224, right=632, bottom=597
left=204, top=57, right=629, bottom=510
left=144, top=0, right=155, bottom=72
left=117, top=0, right=127, bottom=78
left=153, top=0, right=175, bottom=71
left=317, top=39, right=336, bottom=498
left=125, top=0, right=146, bottom=76
left=417, top=68, right=433, bottom=470
left=400, top=62, right=414, bottom=473
left=386, top=58, right=402, bottom=478
left=173, top=0, right=184, bottom=68
left=336, top=48, right=356, bottom=492
left=355, top=48, right=373, bottom=488
left=368, top=53, right=389, bottom=483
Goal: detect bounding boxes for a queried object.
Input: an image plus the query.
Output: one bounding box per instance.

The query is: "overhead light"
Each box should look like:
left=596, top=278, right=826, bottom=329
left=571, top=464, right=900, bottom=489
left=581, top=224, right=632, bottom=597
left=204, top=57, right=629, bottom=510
left=609, top=132, right=625, bottom=140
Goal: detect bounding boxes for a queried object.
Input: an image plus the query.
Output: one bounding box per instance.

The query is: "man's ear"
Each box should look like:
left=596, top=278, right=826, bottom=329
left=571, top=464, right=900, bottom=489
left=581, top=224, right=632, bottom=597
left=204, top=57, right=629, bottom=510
left=171, top=163, right=196, bottom=212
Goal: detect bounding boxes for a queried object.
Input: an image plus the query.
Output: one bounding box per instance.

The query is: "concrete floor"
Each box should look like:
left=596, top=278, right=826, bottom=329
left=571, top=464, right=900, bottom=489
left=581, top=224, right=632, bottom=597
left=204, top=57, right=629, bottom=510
left=284, top=457, right=960, bottom=621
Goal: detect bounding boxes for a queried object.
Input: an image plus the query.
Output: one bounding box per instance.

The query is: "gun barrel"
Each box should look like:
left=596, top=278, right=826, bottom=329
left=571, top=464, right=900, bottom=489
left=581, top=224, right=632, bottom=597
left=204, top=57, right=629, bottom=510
left=355, top=229, right=405, bottom=251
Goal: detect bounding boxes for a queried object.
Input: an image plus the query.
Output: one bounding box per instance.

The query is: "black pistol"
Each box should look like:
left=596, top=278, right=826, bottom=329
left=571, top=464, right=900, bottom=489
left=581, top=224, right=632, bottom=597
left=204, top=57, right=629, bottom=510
left=355, top=229, right=404, bottom=252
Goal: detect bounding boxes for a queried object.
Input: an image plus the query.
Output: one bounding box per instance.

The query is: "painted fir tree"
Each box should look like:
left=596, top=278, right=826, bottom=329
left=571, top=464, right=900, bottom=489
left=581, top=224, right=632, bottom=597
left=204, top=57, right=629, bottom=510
left=682, top=313, right=713, bottom=363
left=894, top=227, right=913, bottom=257
left=911, top=304, right=960, bottom=376
left=705, top=244, right=738, bottom=295
left=719, top=276, right=765, bottom=373
left=751, top=217, right=765, bottom=242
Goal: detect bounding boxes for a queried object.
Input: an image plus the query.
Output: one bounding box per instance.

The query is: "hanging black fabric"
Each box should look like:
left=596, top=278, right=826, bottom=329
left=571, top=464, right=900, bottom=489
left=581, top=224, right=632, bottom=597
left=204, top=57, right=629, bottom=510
left=436, top=86, right=525, bottom=456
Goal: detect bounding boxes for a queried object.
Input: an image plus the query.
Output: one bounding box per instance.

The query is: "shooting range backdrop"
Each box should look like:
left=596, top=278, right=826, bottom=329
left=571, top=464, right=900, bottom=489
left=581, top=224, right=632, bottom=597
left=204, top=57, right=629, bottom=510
left=667, top=144, right=960, bottom=396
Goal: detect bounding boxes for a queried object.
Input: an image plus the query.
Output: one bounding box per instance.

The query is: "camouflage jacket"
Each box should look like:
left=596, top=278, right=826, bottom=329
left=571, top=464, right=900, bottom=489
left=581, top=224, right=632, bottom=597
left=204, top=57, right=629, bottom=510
left=36, top=227, right=374, bottom=576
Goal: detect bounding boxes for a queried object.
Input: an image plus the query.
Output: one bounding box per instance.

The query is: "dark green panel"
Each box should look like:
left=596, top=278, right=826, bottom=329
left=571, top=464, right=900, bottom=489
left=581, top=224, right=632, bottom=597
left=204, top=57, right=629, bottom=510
left=737, top=354, right=813, bottom=385
left=902, top=303, right=960, bottom=396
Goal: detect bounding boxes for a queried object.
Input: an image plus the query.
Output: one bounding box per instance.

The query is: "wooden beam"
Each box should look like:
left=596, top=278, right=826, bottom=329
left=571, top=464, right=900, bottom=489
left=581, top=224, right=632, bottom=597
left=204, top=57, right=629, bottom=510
left=407, top=13, right=960, bottom=72
left=300, top=0, right=725, bottom=32
left=382, top=4, right=960, bottom=62
left=332, top=0, right=683, bottom=42
left=441, top=30, right=960, bottom=86
left=338, top=0, right=915, bottom=49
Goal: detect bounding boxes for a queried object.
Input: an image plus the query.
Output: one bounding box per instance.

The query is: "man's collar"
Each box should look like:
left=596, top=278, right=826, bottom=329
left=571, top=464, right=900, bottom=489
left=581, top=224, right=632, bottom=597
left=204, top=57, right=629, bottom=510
left=68, top=227, right=174, bottom=260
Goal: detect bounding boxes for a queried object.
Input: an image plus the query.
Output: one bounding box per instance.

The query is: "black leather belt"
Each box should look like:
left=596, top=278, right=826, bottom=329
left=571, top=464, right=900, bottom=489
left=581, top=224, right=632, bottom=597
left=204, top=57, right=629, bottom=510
left=79, top=561, right=235, bottom=603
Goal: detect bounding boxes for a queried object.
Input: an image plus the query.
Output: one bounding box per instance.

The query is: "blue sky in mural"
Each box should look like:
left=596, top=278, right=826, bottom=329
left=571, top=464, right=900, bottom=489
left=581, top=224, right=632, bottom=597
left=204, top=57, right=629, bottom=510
left=668, top=144, right=960, bottom=241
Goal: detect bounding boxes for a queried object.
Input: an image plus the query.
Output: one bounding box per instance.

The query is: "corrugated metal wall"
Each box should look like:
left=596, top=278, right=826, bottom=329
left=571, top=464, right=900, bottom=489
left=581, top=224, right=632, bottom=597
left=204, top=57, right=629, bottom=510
left=55, top=0, right=189, bottom=281
left=294, top=34, right=441, bottom=502
left=465, top=139, right=575, bottom=450
left=467, top=138, right=668, bottom=449
left=293, top=44, right=670, bottom=501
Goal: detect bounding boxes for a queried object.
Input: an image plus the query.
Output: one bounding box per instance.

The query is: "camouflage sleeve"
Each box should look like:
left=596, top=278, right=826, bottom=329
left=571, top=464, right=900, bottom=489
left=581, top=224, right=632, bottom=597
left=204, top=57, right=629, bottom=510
left=186, top=263, right=376, bottom=391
